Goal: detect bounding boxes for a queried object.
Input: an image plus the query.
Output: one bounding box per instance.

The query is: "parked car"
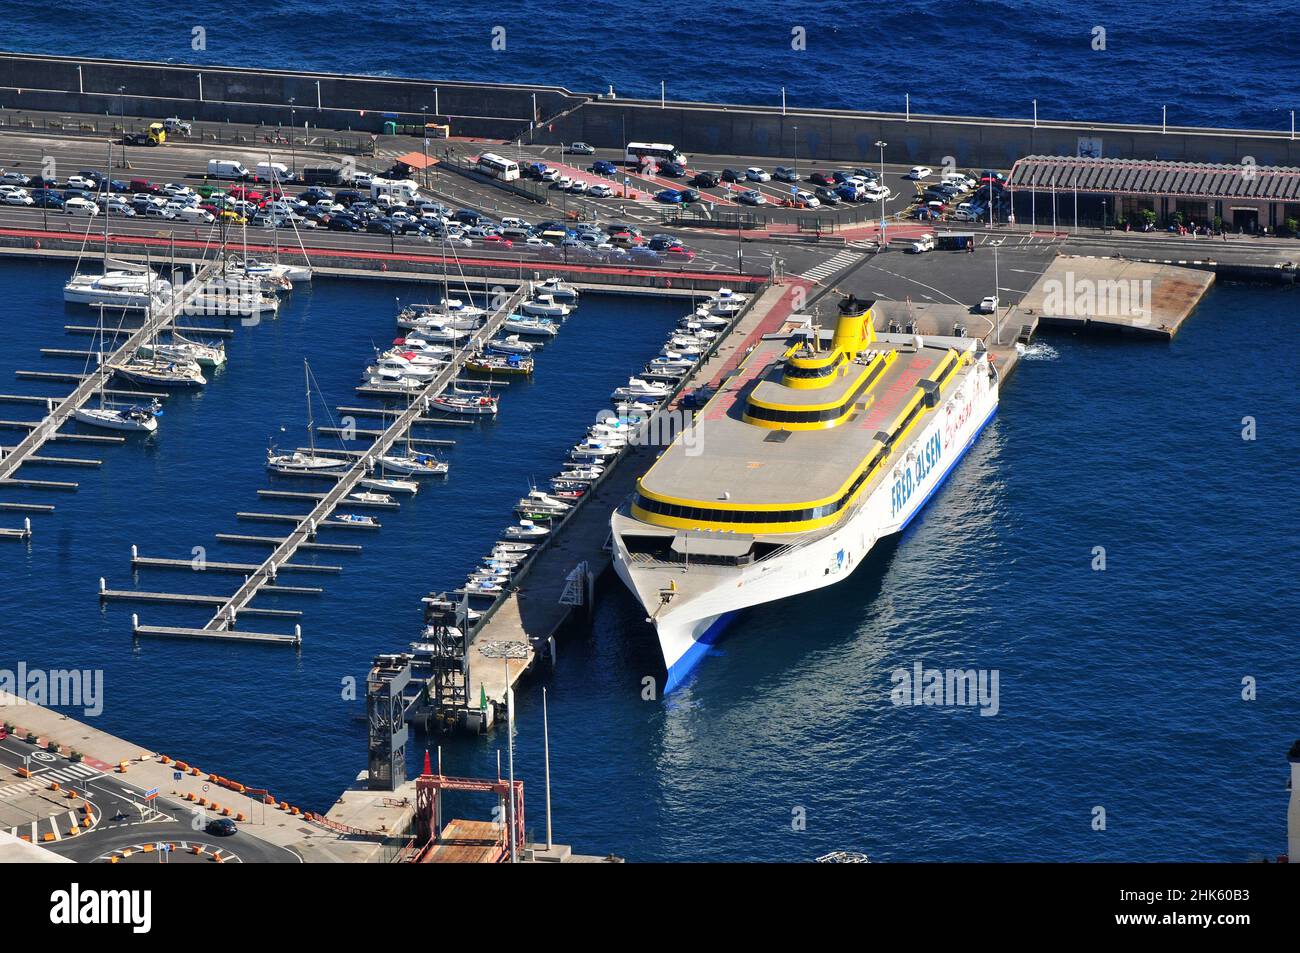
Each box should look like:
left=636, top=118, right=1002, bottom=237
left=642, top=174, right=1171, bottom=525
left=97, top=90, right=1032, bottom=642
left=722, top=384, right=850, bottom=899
left=565, top=142, right=596, bottom=155
left=720, top=168, right=743, bottom=183
left=735, top=189, right=767, bottom=206
left=63, top=196, right=99, bottom=216
left=773, top=166, right=800, bottom=183
left=978, top=295, right=999, bottom=313
left=814, top=186, right=841, bottom=204
left=481, top=234, right=514, bottom=249
left=206, top=818, right=237, bottom=836
left=907, top=166, right=934, bottom=180
left=745, top=167, right=771, bottom=182
left=655, top=189, right=684, bottom=204
left=328, top=215, right=360, bottom=231
left=691, top=170, right=721, bottom=188
left=0, top=171, right=31, bottom=186
left=664, top=246, right=696, bottom=262
left=587, top=184, right=614, bottom=197
left=31, top=190, right=65, bottom=209
left=657, top=161, right=686, bottom=178
left=809, top=171, right=836, bottom=187
left=679, top=188, right=701, bottom=203
left=591, top=160, right=617, bottom=176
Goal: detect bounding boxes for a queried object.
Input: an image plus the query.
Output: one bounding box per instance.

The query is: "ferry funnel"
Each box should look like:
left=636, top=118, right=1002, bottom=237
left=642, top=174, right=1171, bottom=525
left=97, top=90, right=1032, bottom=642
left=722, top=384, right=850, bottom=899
left=832, top=294, right=876, bottom=353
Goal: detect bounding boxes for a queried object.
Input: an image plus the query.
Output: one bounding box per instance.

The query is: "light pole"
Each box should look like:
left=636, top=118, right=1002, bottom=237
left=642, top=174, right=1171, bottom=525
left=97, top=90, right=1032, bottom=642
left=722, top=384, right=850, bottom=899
left=993, top=245, right=1001, bottom=345
left=421, top=105, right=429, bottom=188
left=793, top=124, right=799, bottom=178
left=875, top=139, right=887, bottom=182
left=288, top=98, right=297, bottom=175
left=117, top=86, right=126, bottom=169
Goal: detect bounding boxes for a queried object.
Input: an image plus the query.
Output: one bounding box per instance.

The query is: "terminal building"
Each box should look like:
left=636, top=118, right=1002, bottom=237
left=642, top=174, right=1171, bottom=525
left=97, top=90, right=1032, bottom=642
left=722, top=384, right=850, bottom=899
left=1007, top=155, right=1300, bottom=234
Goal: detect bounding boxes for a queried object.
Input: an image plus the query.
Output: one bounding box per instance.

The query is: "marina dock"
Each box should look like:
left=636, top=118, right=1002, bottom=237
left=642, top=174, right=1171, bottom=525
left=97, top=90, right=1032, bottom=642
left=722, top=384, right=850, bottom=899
left=120, top=287, right=527, bottom=644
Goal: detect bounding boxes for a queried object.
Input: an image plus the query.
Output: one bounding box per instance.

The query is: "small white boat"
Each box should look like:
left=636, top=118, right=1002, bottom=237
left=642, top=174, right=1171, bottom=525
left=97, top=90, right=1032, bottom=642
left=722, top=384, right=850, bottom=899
left=360, top=476, right=419, bottom=494
left=502, top=519, right=550, bottom=540
left=516, top=489, right=573, bottom=518
left=429, top=392, right=498, bottom=416
left=494, top=541, right=536, bottom=554
left=685, top=306, right=729, bottom=329
left=556, top=465, right=604, bottom=481
left=366, top=356, right=440, bottom=383
left=611, top=377, right=671, bottom=401
left=361, top=368, right=426, bottom=392
left=398, top=299, right=487, bottom=329
left=663, top=342, right=703, bottom=358
left=463, top=580, right=504, bottom=595
left=534, top=277, right=580, bottom=302
left=394, top=339, right=454, bottom=361
left=571, top=439, right=620, bottom=459
left=347, top=491, right=394, bottom=505
left=707, top=287, right=747, bottom=316
left=521, top=294, right=570, bottom=319
left=648, top=354, right=696, bottom=371
left=403, top=322, right=468, bottom=344
left=331, top=513, right=378, bottom=526
left=468, top=570, right=510, bottom=584
left=487, top=335, right=536, bottom=356
left=378, top=452, right=449, bottom=476
left=503, top=315, right=559, bottom=337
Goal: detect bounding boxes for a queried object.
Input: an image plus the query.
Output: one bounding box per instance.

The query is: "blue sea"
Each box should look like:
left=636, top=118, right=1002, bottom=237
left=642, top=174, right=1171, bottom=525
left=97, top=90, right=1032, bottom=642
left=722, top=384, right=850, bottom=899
left=4, top=1, right=1298, bottom=131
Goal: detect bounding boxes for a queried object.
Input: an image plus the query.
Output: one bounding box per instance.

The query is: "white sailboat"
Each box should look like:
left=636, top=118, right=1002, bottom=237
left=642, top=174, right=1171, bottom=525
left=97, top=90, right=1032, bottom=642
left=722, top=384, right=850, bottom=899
left=72, top=320, right=160, bottom=433
left=267, top=360, right=351, bottom=475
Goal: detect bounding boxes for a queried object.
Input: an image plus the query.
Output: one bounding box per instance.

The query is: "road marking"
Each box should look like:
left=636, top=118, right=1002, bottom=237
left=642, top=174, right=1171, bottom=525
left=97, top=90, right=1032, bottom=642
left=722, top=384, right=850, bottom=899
left=800, top=249, right=862, bottom=282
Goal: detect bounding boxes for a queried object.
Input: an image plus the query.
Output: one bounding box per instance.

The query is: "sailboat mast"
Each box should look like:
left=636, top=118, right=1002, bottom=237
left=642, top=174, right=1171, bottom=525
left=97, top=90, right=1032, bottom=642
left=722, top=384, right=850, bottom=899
left=304, top=359, right=316, bottom=456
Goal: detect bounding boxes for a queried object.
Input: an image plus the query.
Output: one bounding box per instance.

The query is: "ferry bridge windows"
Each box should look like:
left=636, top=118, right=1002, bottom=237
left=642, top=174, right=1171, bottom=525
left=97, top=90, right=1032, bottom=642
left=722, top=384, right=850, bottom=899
left=783, top=352, right=846, bottom=379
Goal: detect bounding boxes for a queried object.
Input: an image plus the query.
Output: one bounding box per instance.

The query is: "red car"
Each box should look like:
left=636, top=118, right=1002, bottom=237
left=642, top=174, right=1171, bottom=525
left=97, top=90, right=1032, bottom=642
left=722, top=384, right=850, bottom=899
left=664, top=246, right=695, bottom=262
left=481, top=235, right=514, bottom=249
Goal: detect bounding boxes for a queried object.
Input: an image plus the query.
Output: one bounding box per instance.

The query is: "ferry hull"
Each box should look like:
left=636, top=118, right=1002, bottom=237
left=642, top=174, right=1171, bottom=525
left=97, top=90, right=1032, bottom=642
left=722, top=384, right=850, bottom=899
left=614, top=357, right=999, bottom=691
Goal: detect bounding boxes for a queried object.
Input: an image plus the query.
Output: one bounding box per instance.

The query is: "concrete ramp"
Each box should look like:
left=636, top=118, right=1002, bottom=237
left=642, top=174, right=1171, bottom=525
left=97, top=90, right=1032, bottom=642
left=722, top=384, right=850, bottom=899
left=1019, top=256, right=1214, bottom=338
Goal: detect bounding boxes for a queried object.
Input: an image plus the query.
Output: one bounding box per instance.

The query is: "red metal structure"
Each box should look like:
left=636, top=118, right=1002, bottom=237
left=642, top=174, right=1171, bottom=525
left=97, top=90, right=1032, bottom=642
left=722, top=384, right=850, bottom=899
left=411, top=751, right=525, bottom=863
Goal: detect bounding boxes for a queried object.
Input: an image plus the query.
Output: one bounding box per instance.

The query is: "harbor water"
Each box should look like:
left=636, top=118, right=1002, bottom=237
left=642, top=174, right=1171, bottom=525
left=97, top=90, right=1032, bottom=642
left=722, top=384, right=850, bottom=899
left=0, top=257, right=1296, bottom=860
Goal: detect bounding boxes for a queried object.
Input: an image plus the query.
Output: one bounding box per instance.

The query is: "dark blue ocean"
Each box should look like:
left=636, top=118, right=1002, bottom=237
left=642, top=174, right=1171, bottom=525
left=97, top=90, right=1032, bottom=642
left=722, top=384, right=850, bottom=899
left=5, top=1, right=1299, bottom=131
left=1, top=259, right=1296, bottom=861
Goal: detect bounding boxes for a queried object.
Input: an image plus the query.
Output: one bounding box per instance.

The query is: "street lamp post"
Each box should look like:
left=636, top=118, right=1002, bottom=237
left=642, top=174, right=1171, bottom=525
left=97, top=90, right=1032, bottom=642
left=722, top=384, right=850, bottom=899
left=117, top=86, right=126, bottom=169
left=421, top=105, right=429, bottom=188
left=875, top=139, right=887, bottom=182
left=793, top=124, right=799, bottom=178
left=288, top=98, right=297, bottom=175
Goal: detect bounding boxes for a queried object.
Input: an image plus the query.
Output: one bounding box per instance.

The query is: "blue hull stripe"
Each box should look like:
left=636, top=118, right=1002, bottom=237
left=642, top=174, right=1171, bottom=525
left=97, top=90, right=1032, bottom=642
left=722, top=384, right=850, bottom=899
left=662, top=399, right=999, bottom=692
left=664, top=611, right=737, bottom=693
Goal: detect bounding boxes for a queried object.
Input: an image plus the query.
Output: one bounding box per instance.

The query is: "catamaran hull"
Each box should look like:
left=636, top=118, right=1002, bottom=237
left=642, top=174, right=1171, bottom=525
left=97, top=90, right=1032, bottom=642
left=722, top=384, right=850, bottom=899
left=614, top=362, right=1000, bottom=691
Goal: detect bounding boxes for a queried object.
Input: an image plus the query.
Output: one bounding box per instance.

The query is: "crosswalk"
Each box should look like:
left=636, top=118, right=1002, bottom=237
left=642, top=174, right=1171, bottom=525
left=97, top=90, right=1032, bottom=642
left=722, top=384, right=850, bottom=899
left=0, top=760, right=101, bottom=800
left=800, top=250, right=864, bottom=282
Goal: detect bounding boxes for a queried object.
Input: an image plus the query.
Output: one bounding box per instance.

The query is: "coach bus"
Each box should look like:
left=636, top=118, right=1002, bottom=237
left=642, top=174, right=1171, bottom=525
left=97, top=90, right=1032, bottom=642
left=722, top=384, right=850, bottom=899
left=476, top=152, right=521, bottom=181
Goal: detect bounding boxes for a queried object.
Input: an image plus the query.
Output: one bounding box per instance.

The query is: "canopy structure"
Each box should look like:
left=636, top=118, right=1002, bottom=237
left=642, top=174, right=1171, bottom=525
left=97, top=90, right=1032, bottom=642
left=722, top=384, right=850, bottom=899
left=1008, top=155, right=1300, bottom=201
left=392, top=151, right=440, bottom=170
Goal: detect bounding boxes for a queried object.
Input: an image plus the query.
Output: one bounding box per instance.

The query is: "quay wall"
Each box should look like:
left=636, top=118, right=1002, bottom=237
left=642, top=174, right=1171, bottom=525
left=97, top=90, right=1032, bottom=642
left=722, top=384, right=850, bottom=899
left=3, top=53, right=1300, bottom=168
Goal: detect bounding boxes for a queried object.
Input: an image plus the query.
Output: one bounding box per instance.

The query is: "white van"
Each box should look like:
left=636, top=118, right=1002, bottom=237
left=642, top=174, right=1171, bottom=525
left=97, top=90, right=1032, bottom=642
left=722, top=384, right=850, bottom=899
left=174, top=206, right=215, bottom=224
left=207, top=159, right=250, bottom=180
left=255, top=161, right=290, bottom=183
left=370, top=178, right=419, bottom=202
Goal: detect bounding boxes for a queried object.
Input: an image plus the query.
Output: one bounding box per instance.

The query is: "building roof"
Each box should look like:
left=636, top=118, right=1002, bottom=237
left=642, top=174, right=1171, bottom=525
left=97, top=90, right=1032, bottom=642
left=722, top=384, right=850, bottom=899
left=1008, top=155, right=1300, bottom=202
left=392, top=151, right=439, bottom=170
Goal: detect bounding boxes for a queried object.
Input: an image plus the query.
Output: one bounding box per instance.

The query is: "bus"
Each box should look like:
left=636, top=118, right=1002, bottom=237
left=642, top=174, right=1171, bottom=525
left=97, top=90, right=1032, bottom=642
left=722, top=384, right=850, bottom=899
left=625, top=142, right=687, bottom=169
left=476, top=152, right=520, bottom=181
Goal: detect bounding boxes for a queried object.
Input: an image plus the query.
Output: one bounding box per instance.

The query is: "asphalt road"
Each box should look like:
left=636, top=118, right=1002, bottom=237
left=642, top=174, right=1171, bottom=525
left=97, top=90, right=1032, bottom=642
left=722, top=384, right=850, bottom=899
left=0, top=732, right=299, bottom=863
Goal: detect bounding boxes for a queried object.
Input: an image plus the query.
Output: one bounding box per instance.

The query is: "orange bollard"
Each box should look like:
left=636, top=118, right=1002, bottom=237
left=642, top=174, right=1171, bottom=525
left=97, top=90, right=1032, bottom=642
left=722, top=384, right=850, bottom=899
left=116, top=761, right=128, bottom=773
left=109, top=855, right=119, bottom=864
left=49, top=782, right=60, bottom=791
left=42, top=833, right=54, bottom=842
left=81, top=817, right=92, bottom=829
left=66, top=790, right=78, bottom=799
left=221, top=807, right=232, bottom=817
left=235, top=813, right=247, bottom=822
left=190, top=845, right=203, bottom=855
left=197, top=797, right=208, bottom=807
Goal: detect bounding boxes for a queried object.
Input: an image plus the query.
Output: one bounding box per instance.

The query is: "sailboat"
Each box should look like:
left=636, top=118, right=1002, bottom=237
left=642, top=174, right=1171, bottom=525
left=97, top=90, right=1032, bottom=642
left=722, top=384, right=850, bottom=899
left=138, top=331, right=227, bottom=369
left=63, top=143, right=172, bottom=311
left=267, top=360, right=351, bottom=475
left=72, top=317, right=160, bottom=433
left=378, top=410, right=451, bottom=476
left=109, top=280, right=207, bottom=389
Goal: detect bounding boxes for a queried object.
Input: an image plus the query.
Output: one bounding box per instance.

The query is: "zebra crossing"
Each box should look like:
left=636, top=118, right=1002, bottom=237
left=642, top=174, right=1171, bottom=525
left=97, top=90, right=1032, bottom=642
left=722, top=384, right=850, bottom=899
left=800, top=250, right=864, bottom=282
left=0, top=760, right=101, bottom=800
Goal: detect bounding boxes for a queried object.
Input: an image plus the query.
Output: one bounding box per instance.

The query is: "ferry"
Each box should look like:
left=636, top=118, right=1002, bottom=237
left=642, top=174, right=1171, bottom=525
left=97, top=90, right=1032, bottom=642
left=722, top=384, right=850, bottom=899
left=611, top=295, right=1000, bottom=691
